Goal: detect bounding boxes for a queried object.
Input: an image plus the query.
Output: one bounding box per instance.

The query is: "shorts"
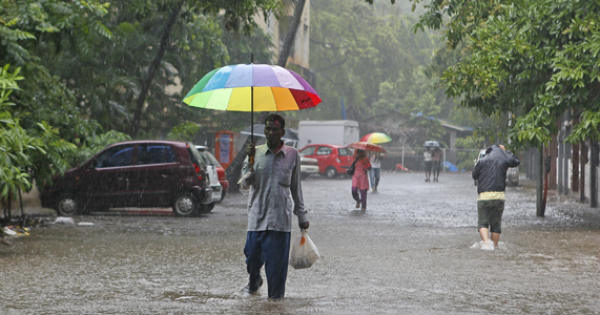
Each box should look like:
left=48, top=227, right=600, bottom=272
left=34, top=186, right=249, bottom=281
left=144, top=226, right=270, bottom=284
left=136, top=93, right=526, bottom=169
left=477, top=199, right=505, bottom=233
left=424, top=161, right=432, bottom=171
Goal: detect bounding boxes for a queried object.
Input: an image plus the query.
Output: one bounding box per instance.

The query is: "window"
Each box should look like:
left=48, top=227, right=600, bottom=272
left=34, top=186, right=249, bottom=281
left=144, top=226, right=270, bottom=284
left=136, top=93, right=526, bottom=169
left=338, top=148, right=353, bottom=156
left=138, top=144, right=176, bottom=165
left=316, top=147, right=332, bottom=156
left=202, top=151, right=221, bottom=167
left=96, top=145, right=134, bottom=168
left=300, top=146, right=316, bottom=156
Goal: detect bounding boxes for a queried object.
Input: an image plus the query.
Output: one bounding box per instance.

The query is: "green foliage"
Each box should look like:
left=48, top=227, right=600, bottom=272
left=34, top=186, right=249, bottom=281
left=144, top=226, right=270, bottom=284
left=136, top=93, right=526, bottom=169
left=0, top=65, right=76, bottom=200
left=166, top=122, right=201, bottom=142
left=413, top=0, right=600, bottom=147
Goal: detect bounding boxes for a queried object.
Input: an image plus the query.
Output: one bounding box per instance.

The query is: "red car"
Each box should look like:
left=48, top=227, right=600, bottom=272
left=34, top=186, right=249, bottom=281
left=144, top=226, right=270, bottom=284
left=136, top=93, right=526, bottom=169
left=299, top=144, right=354, bottom=178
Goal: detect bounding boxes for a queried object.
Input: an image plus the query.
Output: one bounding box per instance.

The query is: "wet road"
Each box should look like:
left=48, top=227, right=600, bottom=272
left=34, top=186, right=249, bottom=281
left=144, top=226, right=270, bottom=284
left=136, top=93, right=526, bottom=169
left=2, top=173, right=600, bottom=314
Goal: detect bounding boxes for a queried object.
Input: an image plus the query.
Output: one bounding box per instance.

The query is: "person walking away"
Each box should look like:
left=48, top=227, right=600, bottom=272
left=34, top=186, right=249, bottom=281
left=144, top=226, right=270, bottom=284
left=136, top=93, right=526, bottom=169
left=472, top=144, right=520, bottom=250
left=240, top=114, right=310, bottom=299
left=423, top=147, right=433, bottom=182
left=352, top=149, right=371, bottom=211
left=368, top=151, right=382, bottom=192
left=432, top=148, right=442, bottom=182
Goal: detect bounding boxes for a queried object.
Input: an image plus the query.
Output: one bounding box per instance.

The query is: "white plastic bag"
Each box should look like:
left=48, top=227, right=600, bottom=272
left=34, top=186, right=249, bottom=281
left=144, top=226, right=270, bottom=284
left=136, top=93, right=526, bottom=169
left=289, top=230, right=320, bottom=269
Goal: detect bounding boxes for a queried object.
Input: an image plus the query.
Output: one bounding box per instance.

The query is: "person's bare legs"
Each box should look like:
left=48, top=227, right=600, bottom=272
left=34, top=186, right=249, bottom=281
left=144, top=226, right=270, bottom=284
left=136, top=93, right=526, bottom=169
left=478, top=227, right=490, bottom=242
left=491, top=232, right=501, bottom=248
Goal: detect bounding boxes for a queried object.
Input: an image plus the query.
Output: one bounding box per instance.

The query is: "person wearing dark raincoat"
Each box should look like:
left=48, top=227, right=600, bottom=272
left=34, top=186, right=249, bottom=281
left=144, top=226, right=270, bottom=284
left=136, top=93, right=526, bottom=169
left=472, top=144, right=520, bottom=250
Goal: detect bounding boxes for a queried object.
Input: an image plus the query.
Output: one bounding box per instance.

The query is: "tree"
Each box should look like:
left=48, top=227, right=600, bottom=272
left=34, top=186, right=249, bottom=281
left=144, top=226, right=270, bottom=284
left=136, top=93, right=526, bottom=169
left=130, top=0, right=281, bottom=136
left=412, top=0, right=600, bottom=147
left=277, top=0, right=306, bottom=67
left=0, top=65, right=75, bottom=213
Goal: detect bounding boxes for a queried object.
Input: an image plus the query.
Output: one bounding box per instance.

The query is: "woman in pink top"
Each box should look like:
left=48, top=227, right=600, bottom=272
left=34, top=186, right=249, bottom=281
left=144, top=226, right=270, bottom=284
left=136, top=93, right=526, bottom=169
left=351, top=149, right=371, bottom=211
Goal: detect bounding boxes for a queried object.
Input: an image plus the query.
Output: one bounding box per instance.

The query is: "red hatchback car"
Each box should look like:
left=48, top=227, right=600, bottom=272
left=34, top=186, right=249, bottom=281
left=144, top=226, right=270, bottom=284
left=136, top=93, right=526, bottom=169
left=41, top=140, right=215, bottom=216
left=299, top=144, right=354, bottom=178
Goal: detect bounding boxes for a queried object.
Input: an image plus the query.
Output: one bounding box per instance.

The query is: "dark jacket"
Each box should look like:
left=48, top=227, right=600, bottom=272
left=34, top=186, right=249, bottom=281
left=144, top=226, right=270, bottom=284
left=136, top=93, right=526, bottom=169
left=472, top=145, right=520, bottom=194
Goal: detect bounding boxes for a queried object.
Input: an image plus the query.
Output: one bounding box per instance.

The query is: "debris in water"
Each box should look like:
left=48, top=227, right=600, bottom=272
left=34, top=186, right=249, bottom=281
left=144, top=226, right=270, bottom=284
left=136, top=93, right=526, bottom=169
left=77, top=222, right=94, bottom=226
left=53, top=217, right=75, bottom=225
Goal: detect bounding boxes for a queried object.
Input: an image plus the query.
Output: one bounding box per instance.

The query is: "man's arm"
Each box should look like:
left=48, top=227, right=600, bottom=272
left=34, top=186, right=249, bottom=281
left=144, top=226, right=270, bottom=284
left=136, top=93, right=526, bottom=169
left=506, top=151, right=520, bottom=168
left=290, top=151, right=309, bottom=229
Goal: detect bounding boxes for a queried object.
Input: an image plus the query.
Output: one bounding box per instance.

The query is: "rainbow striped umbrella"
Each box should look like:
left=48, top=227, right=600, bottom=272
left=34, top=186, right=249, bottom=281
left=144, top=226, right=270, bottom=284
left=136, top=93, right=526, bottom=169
left=183, top=63, right=321, bottom=142
left=183, top=64, right=320, bottom=111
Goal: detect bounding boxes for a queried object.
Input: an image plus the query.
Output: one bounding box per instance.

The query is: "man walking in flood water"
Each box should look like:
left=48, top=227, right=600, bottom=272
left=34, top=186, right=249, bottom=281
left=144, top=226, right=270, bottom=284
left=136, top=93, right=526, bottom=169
left=240, top=114, right=310, bottom=299
left=472, top=144, right=520, bottom=250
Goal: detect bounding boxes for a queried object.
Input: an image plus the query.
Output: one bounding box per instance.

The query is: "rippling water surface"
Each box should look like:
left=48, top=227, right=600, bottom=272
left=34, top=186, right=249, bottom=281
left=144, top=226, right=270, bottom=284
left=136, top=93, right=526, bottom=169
left=1, top=173, right=599, bottom=314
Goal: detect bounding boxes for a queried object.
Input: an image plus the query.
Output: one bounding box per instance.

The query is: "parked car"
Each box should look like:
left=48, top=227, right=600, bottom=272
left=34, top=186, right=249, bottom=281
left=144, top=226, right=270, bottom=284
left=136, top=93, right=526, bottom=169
left=299, top=144, right=354, bottom=178
left=41, top=140, right=215, bottom=216
left=300, top=156, right=319, bottom=179
left=195, top=145, right=229, bottom=202
left=474, top=148, right=519, bottom=186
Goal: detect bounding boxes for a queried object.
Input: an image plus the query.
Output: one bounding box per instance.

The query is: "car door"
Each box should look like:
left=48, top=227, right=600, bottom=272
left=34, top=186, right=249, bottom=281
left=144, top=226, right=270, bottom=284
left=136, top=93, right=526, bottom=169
left=135, top=143, right=179, bottom=206
left=315, top=146, right=333, bottom=173
left=85, top=144, right=136, bottom=207
left=337, top=147, right=354, bottom=169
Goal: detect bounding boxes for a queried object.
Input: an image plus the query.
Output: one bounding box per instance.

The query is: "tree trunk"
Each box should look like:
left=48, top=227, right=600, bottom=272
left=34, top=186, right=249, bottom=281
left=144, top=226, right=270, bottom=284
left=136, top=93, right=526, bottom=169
left=277, top=0, right=306, bottom=67
left=548, top=133, right=558, bottom=190
left=558, top=128, right=564, bottom=194
left=591, top=140, right=598, bottom=208
left=580, top=142, right=588, bottom=203
left=572, top=142, right=579, bottom=192
left=563, top=110, right=571, bottom=194
left=131, top=1, right=184, bottom=137
left=536, top=144, right=544, bottom=217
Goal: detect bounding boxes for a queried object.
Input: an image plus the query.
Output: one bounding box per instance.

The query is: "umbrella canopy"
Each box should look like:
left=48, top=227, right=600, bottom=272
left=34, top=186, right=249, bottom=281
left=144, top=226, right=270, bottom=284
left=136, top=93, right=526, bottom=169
left=424, top=140, right=440, bottom=147
left=360, top=132, right=392, bottom=144
left=348, top=141, right=386, bottom=153
left=183, top=63, right=321, bottom=112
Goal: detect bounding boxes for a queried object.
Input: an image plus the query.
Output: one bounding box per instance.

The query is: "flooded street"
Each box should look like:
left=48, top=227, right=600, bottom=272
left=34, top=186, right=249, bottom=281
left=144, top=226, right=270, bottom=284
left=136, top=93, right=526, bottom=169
left=2, top=173, right=600, bottom=314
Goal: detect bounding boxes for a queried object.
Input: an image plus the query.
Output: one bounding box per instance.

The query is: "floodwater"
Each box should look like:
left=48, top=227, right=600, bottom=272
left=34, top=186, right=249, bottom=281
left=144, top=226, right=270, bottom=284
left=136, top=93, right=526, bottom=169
left=1, top=173, right=599, bottom=314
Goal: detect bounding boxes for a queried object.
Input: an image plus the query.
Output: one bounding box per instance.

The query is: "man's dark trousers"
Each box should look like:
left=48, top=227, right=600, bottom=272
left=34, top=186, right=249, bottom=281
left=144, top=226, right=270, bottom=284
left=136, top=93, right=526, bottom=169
left=244, top=230, right=291, bottom=298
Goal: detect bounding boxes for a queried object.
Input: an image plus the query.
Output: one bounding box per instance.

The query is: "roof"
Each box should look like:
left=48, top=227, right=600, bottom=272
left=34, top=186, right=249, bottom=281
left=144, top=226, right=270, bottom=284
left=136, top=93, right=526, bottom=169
left=440, top=121, right=474, bottom=133
left=106, top=140, right=189, bottom=148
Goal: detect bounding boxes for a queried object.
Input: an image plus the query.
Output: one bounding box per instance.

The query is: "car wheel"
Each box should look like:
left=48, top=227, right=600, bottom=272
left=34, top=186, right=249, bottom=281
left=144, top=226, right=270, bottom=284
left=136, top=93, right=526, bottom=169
left=325, top=167, right=337, bottom=179
left=57, top=195, right=79, bottom=215
left=198, top=202, right=216, bottom=214
left=172, top=193, right=198, bottom=217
